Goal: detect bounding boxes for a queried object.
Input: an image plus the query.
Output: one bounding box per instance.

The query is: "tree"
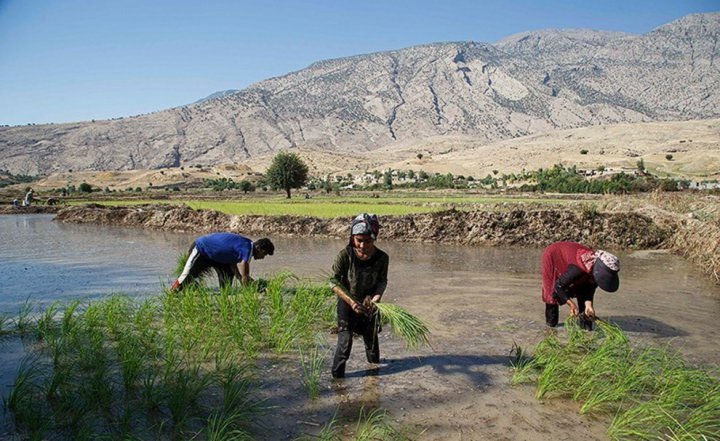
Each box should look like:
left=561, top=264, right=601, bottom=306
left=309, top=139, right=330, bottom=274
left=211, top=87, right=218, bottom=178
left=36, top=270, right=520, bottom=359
left=637, top=158, right=646, bottom=173
left=417, top=153, right=424, bottom=160
left=666, top=154, right=674, bottom=161
left=239, top=180, right=254, bottom=193
left=383, top=170, right=393, bottom=189
left=78, top=182, right=93, bottom=193
left=265, top=152, right=309, bottom=198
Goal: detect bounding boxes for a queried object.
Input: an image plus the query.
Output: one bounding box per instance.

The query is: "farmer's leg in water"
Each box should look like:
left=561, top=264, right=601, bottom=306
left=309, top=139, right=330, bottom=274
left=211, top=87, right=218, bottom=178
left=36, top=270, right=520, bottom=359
left=215, top=263, right=235, bottom=288
left=332, top=301, right=355, bottom=378
left=172, top=244, right=212, bottom=291
left=362, top=316, right=380, bottom=363
left=545, top=303, right=559, bottom=327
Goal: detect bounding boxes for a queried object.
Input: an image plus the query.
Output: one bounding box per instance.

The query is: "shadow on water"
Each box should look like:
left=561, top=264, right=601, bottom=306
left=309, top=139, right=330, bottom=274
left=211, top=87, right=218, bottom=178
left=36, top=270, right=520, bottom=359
left=344, top=354, right=509, bottom=382
left=605, top=315, right=688, bottom=337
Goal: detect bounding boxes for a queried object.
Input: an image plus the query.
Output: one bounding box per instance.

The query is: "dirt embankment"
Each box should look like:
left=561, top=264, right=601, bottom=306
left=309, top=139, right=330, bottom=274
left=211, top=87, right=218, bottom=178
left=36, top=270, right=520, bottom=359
left=0, top=205, right=59, bottom=215
left=54, top=204, right=668, bottom=249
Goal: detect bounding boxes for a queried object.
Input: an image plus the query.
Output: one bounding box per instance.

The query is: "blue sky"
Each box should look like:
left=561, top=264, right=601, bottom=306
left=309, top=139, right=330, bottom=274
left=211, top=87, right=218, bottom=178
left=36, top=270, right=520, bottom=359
left=0, top=0, right=717, bottom=126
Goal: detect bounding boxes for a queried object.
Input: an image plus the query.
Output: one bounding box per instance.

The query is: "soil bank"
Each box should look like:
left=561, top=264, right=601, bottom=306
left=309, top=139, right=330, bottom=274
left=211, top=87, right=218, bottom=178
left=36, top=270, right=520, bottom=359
left=54, top=204, right=668, bottom=250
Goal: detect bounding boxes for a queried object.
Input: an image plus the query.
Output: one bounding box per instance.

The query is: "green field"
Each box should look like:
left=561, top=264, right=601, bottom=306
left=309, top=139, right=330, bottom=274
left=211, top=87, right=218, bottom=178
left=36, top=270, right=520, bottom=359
left=71, top=193, right=579, bottom=218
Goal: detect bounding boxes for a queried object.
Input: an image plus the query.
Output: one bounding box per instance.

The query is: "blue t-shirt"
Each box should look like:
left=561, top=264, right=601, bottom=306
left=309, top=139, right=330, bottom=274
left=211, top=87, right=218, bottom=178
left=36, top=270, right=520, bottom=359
left=195, top=233, right=253, bottom=265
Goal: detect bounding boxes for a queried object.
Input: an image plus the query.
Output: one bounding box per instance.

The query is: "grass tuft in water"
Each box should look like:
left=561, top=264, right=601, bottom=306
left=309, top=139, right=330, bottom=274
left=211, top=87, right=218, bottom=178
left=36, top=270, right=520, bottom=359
left=1, top=272, right=352, bottom=440
left=512, top=318, right=720, bottom=441
left=299, top=336, right=330, bottom=400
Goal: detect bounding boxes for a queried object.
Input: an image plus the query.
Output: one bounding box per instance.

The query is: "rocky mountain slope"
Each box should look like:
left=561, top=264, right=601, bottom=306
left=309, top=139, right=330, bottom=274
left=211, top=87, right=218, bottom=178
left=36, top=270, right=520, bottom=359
left=1, top=13, right=718, bottom=175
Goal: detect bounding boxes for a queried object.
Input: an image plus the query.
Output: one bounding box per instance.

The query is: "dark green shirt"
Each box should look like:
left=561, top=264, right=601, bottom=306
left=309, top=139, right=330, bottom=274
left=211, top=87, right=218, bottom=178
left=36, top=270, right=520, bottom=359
left=330, top=246, right=389, bottom=302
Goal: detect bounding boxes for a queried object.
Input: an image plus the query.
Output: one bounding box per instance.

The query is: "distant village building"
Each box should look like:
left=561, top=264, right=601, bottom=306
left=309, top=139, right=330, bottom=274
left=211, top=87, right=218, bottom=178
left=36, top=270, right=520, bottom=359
left=688, top=181, right=720, bottom=190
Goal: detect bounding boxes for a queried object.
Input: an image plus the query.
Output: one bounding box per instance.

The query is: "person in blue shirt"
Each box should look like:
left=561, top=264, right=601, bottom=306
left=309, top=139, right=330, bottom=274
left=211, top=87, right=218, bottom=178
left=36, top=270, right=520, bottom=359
left=171, top=232, right=274, bottom=291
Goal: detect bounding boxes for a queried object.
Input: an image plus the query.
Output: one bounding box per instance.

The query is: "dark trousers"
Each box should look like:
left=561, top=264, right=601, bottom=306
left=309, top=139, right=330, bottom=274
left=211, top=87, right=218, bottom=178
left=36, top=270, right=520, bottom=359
left=545, top=292, right=594, bottom=329
left=179, top=242, right=236, bottom=289
left=332, top=300, right=379, bottom=378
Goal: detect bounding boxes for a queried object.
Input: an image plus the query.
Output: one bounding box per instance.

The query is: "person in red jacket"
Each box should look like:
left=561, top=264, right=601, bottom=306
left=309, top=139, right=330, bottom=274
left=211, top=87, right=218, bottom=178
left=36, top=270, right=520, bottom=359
left=541, top=241, right=620, bottom=329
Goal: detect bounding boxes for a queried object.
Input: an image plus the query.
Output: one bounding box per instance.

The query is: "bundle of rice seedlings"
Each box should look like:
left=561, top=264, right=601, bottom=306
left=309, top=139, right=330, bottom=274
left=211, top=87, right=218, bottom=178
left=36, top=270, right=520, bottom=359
left=373, top=303, right=430, bottom=349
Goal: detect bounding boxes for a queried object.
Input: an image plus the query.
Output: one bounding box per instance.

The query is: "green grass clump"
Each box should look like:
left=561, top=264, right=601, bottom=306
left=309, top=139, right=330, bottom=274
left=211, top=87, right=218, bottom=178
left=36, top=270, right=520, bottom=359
left=374, top=303, right=431, bottom=349
left=295, top=407, right=411, bottom=441
left=512, top=319, right=720, bottom=441
left=2, top=272, right=339, bottom=440
left=299, top=336, right=330, bottom=400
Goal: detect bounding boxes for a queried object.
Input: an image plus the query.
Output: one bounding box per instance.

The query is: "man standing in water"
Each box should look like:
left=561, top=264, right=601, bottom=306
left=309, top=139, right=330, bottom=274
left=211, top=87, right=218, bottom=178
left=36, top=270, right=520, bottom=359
left=541, top=241, right=620, bottom=330
left=330, top=213, right=389, bottom=378
left=171, top=232, right=274, bottom=291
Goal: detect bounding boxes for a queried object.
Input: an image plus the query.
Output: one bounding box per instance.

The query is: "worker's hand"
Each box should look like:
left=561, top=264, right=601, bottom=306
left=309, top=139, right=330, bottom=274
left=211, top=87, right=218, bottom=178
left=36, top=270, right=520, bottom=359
left=363, top=296, right=377, bottom=314
left=584, top=304, right=595, bottom=319
left=241, top=275, right=254, bottom=286
left=567, top=300, right=579, bottom=317
left=351, top=301, right=368, bottom=316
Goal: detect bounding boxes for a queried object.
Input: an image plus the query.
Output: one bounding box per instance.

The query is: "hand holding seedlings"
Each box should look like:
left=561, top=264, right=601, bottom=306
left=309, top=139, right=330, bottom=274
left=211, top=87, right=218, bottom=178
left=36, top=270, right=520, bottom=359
left=567, top=300, right=579, bottom=317
left=584, top=303, right=595, bottom=319
left=352, top=301, right=369, bottom=316
left=363, top=296, right=377, bottom=315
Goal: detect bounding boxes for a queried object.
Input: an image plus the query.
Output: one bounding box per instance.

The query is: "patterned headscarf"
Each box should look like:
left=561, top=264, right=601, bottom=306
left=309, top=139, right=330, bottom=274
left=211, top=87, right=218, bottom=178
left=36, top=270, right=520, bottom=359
left=595, top=250, right=620, bottom=271
left=350, top=213, right=380, bottom=240
left=593, top=250, right=620, bottom=292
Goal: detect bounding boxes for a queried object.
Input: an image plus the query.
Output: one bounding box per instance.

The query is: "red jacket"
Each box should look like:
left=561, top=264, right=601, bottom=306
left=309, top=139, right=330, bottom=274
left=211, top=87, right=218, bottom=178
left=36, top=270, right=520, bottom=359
left=541, top=242, right=597, bottom=304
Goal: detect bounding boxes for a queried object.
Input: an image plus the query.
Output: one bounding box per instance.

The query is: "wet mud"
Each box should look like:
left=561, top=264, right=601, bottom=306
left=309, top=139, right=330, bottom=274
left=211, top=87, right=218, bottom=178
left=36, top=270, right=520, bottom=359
left=251, top=243, right=720, bottom=440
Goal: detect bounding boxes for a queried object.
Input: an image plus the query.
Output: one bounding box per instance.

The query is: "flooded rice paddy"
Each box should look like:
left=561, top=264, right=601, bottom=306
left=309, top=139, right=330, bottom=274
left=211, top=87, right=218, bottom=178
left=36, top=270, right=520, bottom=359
left=1, top=214, right=719, bottom=440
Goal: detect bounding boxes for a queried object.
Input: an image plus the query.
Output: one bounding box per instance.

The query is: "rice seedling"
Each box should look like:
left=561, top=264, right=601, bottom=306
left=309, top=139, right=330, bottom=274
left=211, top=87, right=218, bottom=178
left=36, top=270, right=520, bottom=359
left=140, top=368, right=162, bottom=411
left=162, top=362, right=212, bottom=431
left=60, top=299, right=82, bottom=335
left=204, top=361, right=260, bottom=441
left=509, top=342, right=536, bottom=385
left=0, top=312, right=11, bottom=335
left=4, top=355, right=43, bottom=413
left=355, top=407, right=410, bottom=441
left=117, top=330, right=144, bottom=392
left=206, top=409, right=254, bottom=441
left=235, top=283, right=264, bottom=356
left=35, top=302, right=60, bottom=341
left=290, top=283, right=336, bottom=342
left=295, top=415, right=341, bottom=441
left=14, top=296, right=35, bottom=333
left=174, top=250, right=189, bottom=277
left=299, top=336, right=330, bottom=400
left=4, top=272, right=399, bottom=440
left=265, top=273, right=303, bottom=353
left=3, top=355, right=49, bottom=439
left=373, top=303, right=430, bottom=349
left=515, top=318, right=720, bottom=441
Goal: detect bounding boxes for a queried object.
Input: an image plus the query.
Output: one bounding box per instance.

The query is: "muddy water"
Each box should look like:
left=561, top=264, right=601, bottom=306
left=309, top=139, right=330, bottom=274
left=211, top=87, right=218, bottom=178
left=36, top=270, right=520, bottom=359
left=1, top=215, right=719, bottom=440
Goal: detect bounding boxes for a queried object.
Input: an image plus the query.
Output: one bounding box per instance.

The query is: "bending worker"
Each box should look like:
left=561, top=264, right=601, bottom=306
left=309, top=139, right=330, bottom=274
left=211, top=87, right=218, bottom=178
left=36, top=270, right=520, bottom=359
left=330, top=213, right=388, bottom=378
left=171, top=232, right=274, bottom=291
left=541, top=241, right=620, bottom=330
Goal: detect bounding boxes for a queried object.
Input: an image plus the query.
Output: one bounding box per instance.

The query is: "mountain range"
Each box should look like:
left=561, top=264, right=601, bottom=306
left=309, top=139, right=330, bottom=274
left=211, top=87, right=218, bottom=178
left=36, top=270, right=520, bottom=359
left=0, top=12, right=718, bottom=176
